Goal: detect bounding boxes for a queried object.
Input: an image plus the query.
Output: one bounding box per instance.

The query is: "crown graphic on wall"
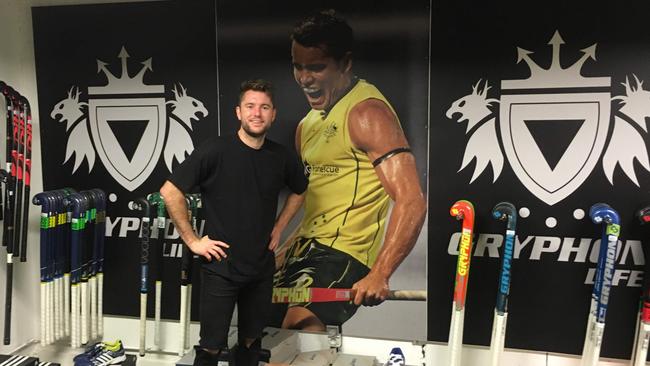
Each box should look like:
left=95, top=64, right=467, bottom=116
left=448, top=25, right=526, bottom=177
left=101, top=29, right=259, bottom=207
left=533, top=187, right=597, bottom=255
left=501, top=30, right=611, bottom=89
left=88, top=46, right=164, bottom=95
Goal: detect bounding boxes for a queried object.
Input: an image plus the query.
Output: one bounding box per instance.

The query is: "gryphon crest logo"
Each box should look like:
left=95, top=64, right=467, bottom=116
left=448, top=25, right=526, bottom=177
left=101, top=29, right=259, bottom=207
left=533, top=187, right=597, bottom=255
left=50, top=46, right=208, bottom=191
left=447, top=31, right=650, bottom=205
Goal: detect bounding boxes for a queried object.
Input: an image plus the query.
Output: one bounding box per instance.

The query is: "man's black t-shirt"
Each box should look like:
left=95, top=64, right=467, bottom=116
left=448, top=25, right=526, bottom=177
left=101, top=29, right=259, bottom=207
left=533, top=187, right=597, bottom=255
left=168, top=134, right=307, bottom=280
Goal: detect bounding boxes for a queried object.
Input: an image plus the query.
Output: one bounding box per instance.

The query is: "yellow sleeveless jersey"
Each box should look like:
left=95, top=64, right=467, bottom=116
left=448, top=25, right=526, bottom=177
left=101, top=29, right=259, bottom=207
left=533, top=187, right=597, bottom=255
left=297, top=79, right=399, bottom=267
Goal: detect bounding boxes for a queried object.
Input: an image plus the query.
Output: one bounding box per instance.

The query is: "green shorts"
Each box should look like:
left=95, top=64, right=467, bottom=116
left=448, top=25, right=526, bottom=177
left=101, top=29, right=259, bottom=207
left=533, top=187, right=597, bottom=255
left=272, top=237, right=370, bottom=326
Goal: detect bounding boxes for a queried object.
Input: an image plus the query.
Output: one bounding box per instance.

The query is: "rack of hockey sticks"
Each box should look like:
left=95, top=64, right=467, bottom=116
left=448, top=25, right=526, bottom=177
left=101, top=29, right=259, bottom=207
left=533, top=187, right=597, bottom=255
left=1, top=81, right=33, bottom=345
left=437, top=200, right=628, bottom=366
left=32, top=188, right=106, bottom=348
left=130, top=192, right=202, bottom=357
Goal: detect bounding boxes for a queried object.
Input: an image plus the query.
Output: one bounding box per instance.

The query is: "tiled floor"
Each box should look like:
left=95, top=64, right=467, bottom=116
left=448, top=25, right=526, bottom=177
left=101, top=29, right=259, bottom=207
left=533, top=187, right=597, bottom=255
left=9, top=334, right=645, bottom=366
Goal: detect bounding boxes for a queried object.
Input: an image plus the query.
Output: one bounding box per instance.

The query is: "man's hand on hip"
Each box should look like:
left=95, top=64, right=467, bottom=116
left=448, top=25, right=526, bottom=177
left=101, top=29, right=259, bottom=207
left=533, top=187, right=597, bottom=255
left=188, top=235, right=229, bottom=262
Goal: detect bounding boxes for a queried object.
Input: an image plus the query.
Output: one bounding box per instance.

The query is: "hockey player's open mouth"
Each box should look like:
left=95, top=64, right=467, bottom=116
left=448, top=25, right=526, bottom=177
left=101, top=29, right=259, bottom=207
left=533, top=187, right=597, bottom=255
left=304, top=88, right=323, bottom=99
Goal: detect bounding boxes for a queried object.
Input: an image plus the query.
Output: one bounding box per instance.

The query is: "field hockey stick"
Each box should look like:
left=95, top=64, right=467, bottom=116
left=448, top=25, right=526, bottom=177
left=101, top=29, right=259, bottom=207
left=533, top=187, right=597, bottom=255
left=49, top=192, right=59, bottom=342
left=62, top=188, right=75, bottom=338
left=13, top=98, right=26, bottom=262
left=448, top=200, right=475, bottom=366
left=581, top=216, right=607, bottom=361
left=46, top=189, right=73, bottom=340
left=0, top=169, right=10, bottom=346
left=48, top=190, right=64, bottom=341
left=0, top=83, right=12, bottom=227
left=10, top=98, right=24, bottom=261
left=6, top=93, right=19, bottom=253
left=58, top=190, right=71, bottom=340
left=2, top=88, right=15, bottom=250
left=581, top=203, right=620, bottom=366
left=32, top=192, right=51, bottom=345
left=129, top=198, right=151, bottom=356
left=47, top=192, right=61, bottom=344
left=489, top=202, right=517, bottom=366
left=78, top=191, right=91, bottom=342
left=631, top=207, right=650, bottom=366
left=0, top=81, right=7, bottom=222
left=581, top=203, right=613, bottom=364
left=89, top=190, right=98, bottom=340
left=43, top=193, right=55, bottom=345
left=185, top=194, right=201, bottom=350
left=65, top=192, right=85, bottom=348
left=49, top=193, right=59, bottom=344
left=92, top=190, right=101, bottom=339
left=19, top=96, right=31, bottom=263
left=51, top=190, right=65, bottom=341
left=93, top=188, right=106, bottom=338
left=78, top=192, right=92, bottom=345
left=178, top=195, right=194, bottom=356
left=84, top=190, right=99, bottom=340
left=92, top=189, right=106, bottom=337
left=146, top=192, right=165, bottom=349
left=1, top=92, right=19, bottom=345
left=271, top=288, right=426, bottom=303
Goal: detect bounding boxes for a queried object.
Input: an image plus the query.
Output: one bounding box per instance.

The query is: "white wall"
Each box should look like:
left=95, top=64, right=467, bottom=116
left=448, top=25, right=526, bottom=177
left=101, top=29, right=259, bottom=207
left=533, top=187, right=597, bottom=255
left=0, top=0, right=45, bottom=354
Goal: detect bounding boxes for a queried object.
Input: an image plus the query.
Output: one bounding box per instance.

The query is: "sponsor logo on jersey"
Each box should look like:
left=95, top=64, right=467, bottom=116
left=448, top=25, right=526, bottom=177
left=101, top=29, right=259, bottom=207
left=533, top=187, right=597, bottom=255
left=323, top=122, right=338, bottom=142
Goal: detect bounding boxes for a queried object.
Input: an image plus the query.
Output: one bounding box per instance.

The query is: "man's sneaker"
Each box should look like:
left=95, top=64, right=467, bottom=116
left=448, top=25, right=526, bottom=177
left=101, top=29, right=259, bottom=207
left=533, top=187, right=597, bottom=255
left=385, top=347, right=405, bottom=366
left=73, top=342, right=105, bottom=362
left=75, top=340, right=126, bottom=366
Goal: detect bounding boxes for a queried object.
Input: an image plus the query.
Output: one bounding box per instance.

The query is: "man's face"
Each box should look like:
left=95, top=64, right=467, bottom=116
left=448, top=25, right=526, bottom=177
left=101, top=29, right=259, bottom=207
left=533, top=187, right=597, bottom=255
left=291, top=41, right=351, bottom=110
left=236, top=90, right=276, bottom=138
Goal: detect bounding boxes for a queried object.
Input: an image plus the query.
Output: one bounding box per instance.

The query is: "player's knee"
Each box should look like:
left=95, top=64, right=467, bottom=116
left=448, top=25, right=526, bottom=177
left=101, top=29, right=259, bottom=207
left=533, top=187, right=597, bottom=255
left=282, top=307, right=325, bottom=331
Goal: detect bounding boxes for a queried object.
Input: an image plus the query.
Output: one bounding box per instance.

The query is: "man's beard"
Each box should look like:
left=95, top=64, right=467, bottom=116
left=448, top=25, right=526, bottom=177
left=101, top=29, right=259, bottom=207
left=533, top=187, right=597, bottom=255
left=241, top=122, right=268, bottom=138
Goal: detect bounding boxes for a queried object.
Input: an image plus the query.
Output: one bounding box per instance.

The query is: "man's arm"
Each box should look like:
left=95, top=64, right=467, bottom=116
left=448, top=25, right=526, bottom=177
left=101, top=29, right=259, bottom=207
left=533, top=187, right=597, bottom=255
left=269, top=192, right=305, bottom=251
left=160, top=181, right=229, bottom=261
left=348, top=98, right=427, bottom=306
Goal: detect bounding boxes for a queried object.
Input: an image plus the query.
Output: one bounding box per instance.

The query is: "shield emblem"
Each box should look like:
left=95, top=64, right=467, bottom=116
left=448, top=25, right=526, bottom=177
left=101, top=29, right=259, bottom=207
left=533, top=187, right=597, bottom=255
left=88, top=97, right=167, bottom=191
left=499, top=92, right=610, bottom=205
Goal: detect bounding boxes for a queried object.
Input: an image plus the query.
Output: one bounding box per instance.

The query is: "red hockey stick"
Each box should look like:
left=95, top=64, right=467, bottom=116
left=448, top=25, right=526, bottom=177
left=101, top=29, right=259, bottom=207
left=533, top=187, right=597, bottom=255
left=271, top=287, right=426, bottom=303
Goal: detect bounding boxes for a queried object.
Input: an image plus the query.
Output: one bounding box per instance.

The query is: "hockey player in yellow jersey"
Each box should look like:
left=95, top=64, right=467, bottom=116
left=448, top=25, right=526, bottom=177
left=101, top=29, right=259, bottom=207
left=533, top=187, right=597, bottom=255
left=273, top=10, right=426, bottom=331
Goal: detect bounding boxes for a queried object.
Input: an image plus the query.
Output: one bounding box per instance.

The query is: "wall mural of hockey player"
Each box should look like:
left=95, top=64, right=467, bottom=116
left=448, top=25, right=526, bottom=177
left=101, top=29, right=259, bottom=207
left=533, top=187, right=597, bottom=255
left=33, top=0, right=429, bottom=340
left=271, top=10, right=426, bottom=331
left=215, top=1, right=429, bottom=339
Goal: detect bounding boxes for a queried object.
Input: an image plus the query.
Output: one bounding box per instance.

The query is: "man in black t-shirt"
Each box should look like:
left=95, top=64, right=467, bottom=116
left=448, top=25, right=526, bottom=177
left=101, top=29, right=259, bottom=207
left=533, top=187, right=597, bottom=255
left=160, top=79, right=307, bottom=366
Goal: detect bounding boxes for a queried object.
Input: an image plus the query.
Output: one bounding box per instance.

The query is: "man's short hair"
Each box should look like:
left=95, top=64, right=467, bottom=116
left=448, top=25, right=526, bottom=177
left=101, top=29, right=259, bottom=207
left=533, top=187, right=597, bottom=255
left=239, top=79, right=274, bottom=105
left=291, top=9, right=354, bottom=62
